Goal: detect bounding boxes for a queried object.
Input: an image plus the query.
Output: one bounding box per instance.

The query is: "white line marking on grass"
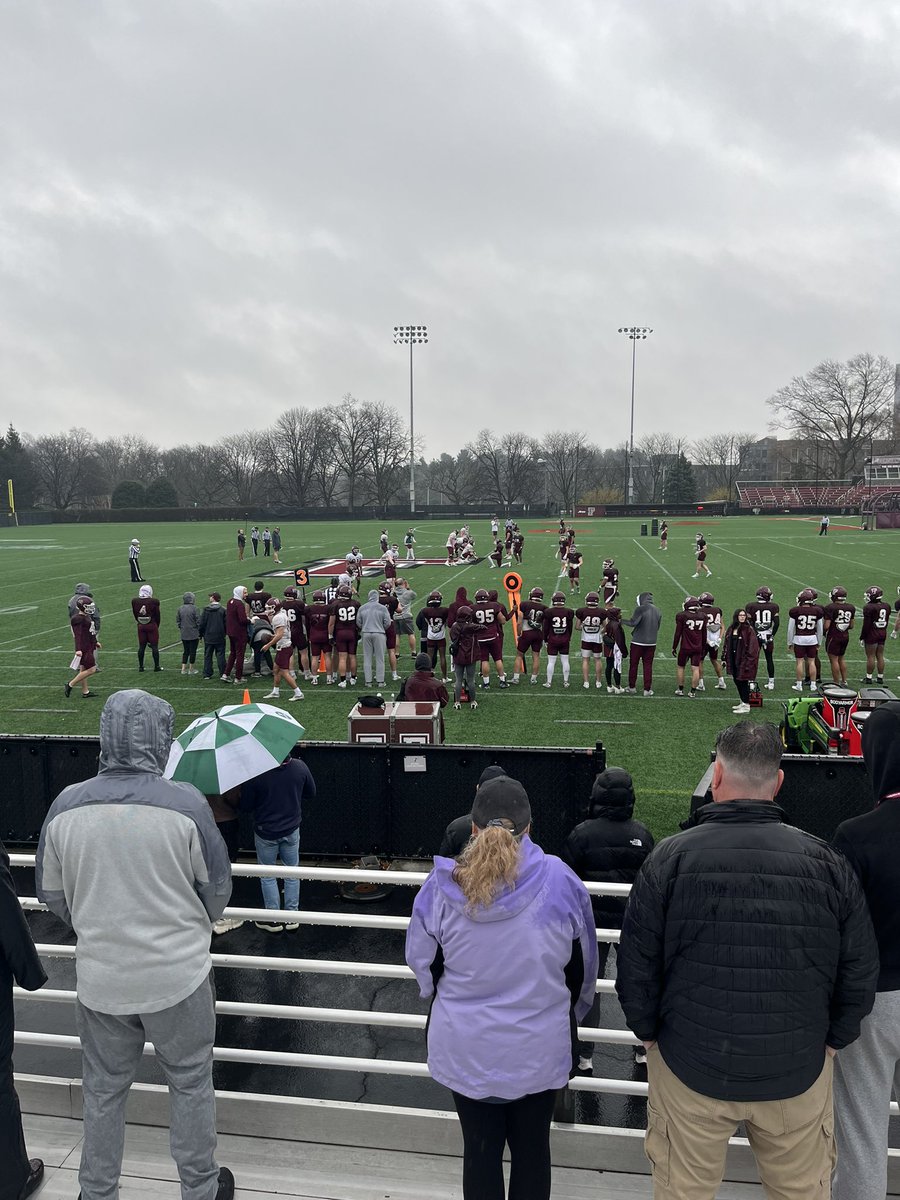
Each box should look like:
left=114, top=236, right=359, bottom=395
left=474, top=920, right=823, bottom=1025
left=630, top=538, right=690, bottom=593
left=770, top=542, right=895, bottom=574
left=714, top=545, right=818, bottom=591
left=555, top=719, right=635, bottom=725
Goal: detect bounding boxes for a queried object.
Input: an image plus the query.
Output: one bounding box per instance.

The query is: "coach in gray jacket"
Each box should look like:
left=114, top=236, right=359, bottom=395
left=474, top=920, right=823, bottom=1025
left=622, top=591, right=663, bottom=695
left=36, top=690, right=235, bottom=1200
left=356, top=589, right=391, bottom=687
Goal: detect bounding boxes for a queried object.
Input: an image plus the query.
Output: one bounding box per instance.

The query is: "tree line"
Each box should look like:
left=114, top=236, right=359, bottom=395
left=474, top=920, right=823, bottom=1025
left=2, top=353, right=894, bottom=511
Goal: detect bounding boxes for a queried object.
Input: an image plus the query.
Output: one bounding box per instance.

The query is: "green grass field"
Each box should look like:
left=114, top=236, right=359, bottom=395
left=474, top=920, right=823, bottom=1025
left=0, top=515, right=896, bottom=838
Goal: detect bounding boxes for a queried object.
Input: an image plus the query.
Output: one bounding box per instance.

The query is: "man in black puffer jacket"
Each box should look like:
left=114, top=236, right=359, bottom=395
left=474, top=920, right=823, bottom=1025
left=616, top=721, right=878, bottom=1200
left=561, top=768, right=653, bottom=1071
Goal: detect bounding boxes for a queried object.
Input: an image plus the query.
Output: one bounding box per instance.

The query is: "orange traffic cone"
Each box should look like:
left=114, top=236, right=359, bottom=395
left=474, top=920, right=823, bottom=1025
left=242, top=688, right=251, bottom=705
left=318, top=652, right=327, bottom=675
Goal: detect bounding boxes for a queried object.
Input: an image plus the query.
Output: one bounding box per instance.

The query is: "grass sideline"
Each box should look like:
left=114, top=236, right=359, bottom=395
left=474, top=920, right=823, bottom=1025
left=0, top=515, right=895, bottom=839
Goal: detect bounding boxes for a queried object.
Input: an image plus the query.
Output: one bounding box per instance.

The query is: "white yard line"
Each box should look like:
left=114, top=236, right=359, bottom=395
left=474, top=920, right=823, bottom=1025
left=630, top=538, right=691, bottom=593
left=714, top=544, right=819, bottom=592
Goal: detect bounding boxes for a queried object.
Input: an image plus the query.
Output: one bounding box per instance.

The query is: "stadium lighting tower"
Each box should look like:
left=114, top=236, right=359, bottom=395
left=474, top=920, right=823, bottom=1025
left=393, top=325, right=428, bottom=514
left=617, top=326, right=653, bottom=505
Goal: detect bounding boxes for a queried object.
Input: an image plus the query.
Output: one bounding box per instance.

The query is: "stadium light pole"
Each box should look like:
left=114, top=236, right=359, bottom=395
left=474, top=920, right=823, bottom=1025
left=617, top=326, right=653, bottom=505
left=393, top=325, right=428, bottom=514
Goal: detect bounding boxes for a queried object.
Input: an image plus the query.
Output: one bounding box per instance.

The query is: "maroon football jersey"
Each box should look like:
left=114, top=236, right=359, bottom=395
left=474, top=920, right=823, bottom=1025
left=519, top=601, right=547, bottom=632
left=71, top=612, right=98, bottom=654
left=746, top=601, right=779, bottom=641
left=306, top=603, right=332, bottom=643
left=473, top=600, right=503, bottom=641
left=576, top=606, right=606, bottom=639
left=282, top=599, right=307, bottom=644
left=330, top=598, right=360, bottom=634
left=566, top=550, right=583, bottom=569
left=823, top=603, right=855, bottom=635
left=788, top=604, right=824, bottom=641
left=672, top=610, right=706, bottom=655
left=861, top=601, right=891, bottom=643
left=542, top=605, right=575, bottom=641
left=248, top=590, right=272, bottom=616
left=131, top=597, right=160, bottom=627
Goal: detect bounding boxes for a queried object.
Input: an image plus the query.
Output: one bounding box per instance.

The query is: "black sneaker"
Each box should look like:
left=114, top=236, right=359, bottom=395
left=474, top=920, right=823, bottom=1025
left=22, top=1159, right=44, bottom=1198
left=216, top=1167, right=235, bottom=1200
left=64, top=683, right=72, bottom=698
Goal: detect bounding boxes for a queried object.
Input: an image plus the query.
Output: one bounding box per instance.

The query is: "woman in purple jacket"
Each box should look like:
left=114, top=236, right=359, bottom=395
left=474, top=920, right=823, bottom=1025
left=405, top=777, right=598, bottom=1200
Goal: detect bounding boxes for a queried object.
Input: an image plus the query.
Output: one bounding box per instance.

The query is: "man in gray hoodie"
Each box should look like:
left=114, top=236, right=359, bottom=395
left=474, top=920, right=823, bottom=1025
left=36, top=690, right=235, bottom=1200
left=622, top=591, right=663, bottom=696
left=356, top=589, right=391, bottom=687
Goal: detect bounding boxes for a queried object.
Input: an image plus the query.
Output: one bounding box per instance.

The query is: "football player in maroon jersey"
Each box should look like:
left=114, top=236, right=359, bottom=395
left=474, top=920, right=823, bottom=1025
left=576, top=592, right=606, bottom=689
left=328, top=585, right=361, bottom=687
left=566, top=545, right=584, bottom=594
left=658, top=521, right=668, bottom=550
left=822, top=586, right=855, bottom=686
left=473, top=589, right=509, bottom=688
left=746, top=586, right=780, bottom=690
left=892, top=587, right=900, bottom=642
left=601, top=559, right=619, bottom=606
left=306, top=590, right=333, bottom=684
left=282, top=587, right=312, bottom=682
left=672, top=596, right=707, bottom=698
left=260, top=600, right=304, bottom=701
left=696, top=592, right=727, bottom=692
left=66, top=596, right=100, bottom=698
left=489, top=538, right=505, bottom=569
left=248, top=582, right=272, bottom=617
left=512, top=529, right=524, bottom=563
left=860, top=586, right=891, bottom=684
left=558, top=532, right=569, bottom=562
left=512, top=587, right=546, bottom=684
left=132, top=584, right=162, bottom=673
left=542, top=591, right=574, bottom=688
left=602, top=606, right=627, bottom=693
left=691, top=533, right=711, bottom=579
left=422, top=591, right=451, bottom=680
left=787, top=588, right=824, bottom=692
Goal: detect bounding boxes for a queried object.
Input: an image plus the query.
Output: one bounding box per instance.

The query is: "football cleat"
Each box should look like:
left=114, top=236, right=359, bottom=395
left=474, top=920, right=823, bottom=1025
left=864, top=586, right=884, bottom=603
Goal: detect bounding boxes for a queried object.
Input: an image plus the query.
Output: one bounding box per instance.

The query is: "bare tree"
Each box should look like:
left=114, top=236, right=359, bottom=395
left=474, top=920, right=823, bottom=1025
left=540, top=432, right=593, bottom=511
left=767, top=353, right=894, bottom=479
left=29, top=428, right=96, bottom=509
left=466, top=429, right=539, bottom=507
left=691, top=431, right=756, bottom=500
left=581, top=445, right=628, bottom=503
left=266, top=406, right=333, bottom=508
left=217, top=432, right=269, bottom=506
left=93, top=436, right=163, bottom=493
left=330, top=394, right=372, bottom=510
left=160, top=445, right=230, bottom=506
left=629, top=433, right=686, bottom=503
left=360, top=401, right=409, bottom=508
left=424, top=450, right=481, bottom=507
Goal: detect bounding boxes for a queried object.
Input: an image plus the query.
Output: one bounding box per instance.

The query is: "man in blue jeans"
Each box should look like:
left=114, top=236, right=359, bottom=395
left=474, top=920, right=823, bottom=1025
left=241, top=754, right=317, bottom=934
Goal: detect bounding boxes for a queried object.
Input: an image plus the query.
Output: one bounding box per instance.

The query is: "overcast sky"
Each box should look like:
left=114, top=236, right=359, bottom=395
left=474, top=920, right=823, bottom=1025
left=1, top=0, right=898, bottom=457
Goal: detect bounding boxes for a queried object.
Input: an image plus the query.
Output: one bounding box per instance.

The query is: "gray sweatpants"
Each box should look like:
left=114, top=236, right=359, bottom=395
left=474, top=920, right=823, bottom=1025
left=361, top=632, right=386, bottom=685
left=833, top=988, right=900, bottom=1200
left=75, top=974, right=219, bottom=1200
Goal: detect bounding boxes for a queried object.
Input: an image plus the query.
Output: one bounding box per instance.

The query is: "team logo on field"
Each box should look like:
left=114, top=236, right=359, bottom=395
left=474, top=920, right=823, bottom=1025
left=259, top=556, right=479, bottom=581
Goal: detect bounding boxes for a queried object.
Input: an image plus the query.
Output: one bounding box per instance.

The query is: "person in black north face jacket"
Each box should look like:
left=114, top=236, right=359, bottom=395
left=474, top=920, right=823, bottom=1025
left=615, top=721, right=878, bottom=1199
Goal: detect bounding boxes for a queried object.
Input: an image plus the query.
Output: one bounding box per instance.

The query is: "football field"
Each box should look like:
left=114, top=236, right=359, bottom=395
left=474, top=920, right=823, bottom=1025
left=0, top=515, right=896, bottom=838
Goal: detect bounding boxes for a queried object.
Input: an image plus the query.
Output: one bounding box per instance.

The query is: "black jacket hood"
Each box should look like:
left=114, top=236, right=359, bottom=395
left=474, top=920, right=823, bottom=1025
left=862, top=700, right=900, bottom=804
left=590, top=767, right=636, bottom=819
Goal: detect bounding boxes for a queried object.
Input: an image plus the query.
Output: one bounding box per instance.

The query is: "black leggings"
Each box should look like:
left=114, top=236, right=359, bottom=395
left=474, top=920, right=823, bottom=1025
left=451, top=1088, right=557, bottom=1200
left=762, top=644, right=775, bottom=679
left=735, top=678, right=751, bottom=704
left=604, top=657, right=621, bottom=687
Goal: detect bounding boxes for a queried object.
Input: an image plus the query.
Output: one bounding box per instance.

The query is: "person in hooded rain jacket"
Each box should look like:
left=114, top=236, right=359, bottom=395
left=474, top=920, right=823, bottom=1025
left=406, top=776, right=598, bottom=1200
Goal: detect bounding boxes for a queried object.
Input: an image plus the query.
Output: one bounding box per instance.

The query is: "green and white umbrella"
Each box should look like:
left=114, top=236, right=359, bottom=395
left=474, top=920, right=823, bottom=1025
left=164, top=703, right=305, bottom=795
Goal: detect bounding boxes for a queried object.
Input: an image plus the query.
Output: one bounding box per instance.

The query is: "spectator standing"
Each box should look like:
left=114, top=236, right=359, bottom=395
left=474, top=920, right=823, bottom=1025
left=199, top=592, right=227, bottom=680
left=236, top=528, right=245, bottom=561
left=262, top=527, right=271, bottom=556
left=393, top=579, right=418, bottom=658
left=0, top=836, right=48, bottom=1200
left=560, top=769, right=653, bottom=1071
left=177, top=591, right=201, bottom=675
left=250, top=526, right=260, bottom=556
left=271, top=527, right=282, bottom=563
left=621, top=591, right=662, bottom=696
left=448, top=604, right=481, bottom=711
left=405, top=652, right=449, bottom=738
left=35, top=691, right=235, bottom=1200
left=616, top=721, right=878, bottom=1200
left=356, top=589, right=391, bottom=688
left=128, top=538, right=143, bottom=582
left=241, top=756, right=316, bottom=934
left=832, top=701, right=900, bottom=1200
left=132, top=584, right=162, bottom=673
left=723, top=608, right=759, bottom=714
left=406, top=777, right=598, bottom=1200
left=224, top=586, right=250, bottom=683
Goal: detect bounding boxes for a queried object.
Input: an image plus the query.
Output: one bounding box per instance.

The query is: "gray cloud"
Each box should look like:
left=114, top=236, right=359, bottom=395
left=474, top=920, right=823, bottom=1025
left=1, top=0, right=897, bottom=453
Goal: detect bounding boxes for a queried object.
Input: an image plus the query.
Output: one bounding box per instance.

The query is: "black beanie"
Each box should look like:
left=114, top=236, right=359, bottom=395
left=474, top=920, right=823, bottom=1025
left=477, top=765, right=507, bottom=788
left=862, top=701, right=900, bottom=804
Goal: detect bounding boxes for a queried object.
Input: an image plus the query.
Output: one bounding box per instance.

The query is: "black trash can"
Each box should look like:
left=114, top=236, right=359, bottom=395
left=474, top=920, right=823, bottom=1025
left=640, top=523, right=648, bottom=537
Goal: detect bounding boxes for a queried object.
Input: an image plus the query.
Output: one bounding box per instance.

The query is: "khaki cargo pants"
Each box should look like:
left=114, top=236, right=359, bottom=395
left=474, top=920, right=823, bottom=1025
left=645, top=1044, right=835, bottom=1199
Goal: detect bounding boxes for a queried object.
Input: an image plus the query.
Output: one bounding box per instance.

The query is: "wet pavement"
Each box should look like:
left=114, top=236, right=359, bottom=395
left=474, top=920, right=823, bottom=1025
left=12, top=862, right=646, bottom=1130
